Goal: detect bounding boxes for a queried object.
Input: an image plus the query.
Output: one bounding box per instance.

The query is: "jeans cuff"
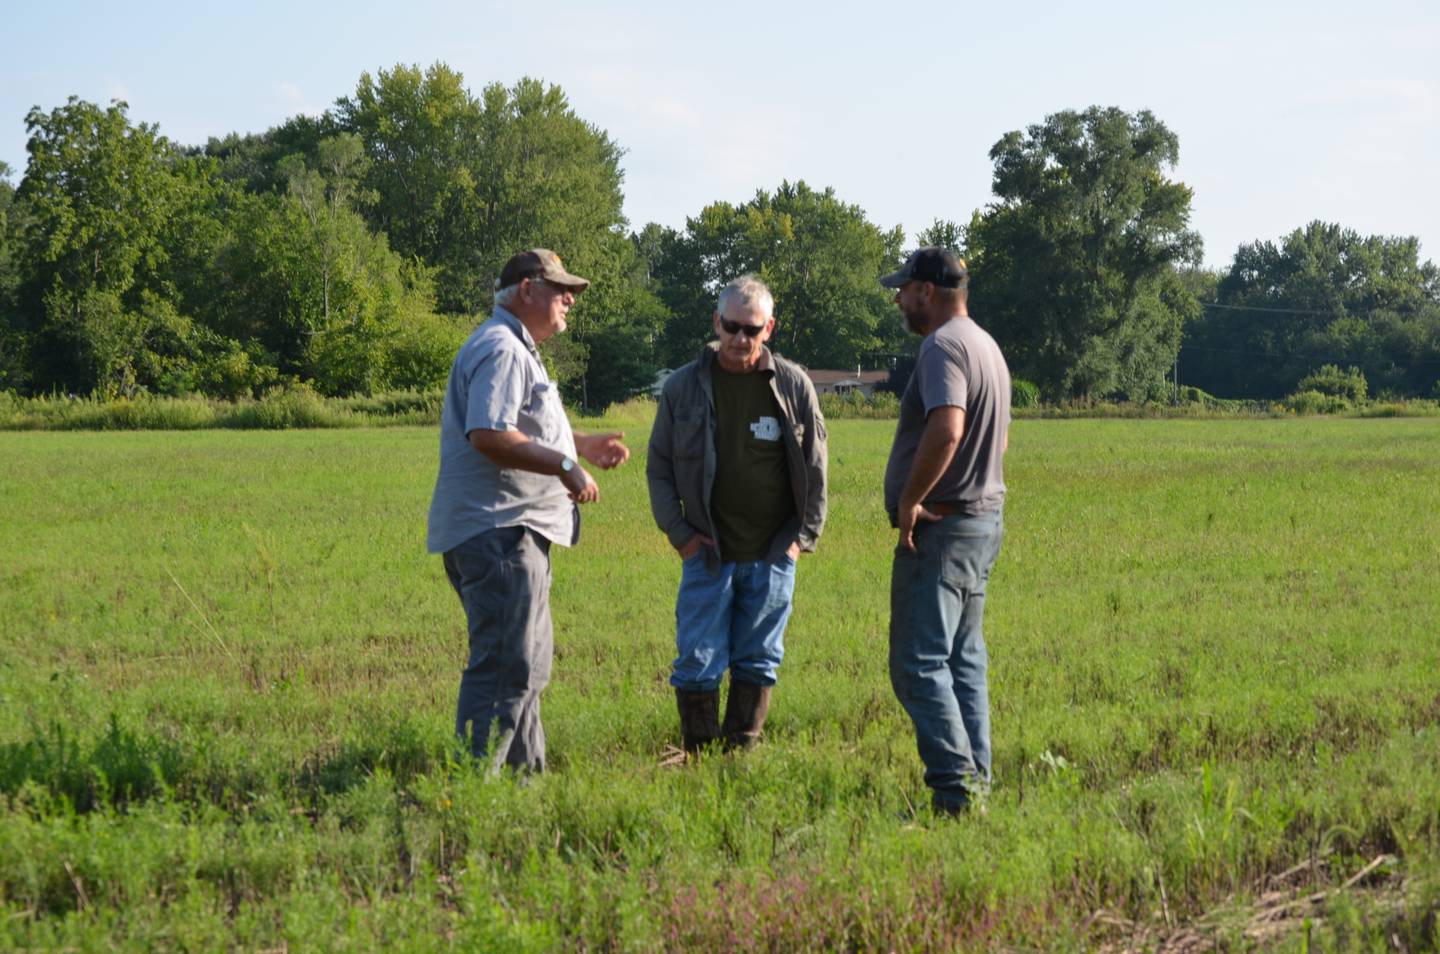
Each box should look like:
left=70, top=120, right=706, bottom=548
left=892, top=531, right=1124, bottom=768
left=728, top=671, right=777, bottom=687
left=671, top=677, right=723, bottom=693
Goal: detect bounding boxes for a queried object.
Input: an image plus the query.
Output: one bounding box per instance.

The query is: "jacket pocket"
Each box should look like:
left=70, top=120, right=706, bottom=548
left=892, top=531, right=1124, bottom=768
left=672, top=410, right=706, bottom=460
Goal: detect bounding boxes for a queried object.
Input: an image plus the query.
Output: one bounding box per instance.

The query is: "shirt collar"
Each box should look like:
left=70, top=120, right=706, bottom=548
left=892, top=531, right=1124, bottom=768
left=492, top=305, right=538, bottom=355
left=704, top=340, right=775, bottom=376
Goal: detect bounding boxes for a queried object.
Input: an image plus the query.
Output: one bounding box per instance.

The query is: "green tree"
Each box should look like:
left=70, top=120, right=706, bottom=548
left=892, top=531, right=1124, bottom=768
left=336, top=63, right=480, bottom=309
left=915, top=218, right=968, bottom=254
left=203, top=113, right=336, bottom=195
left=467, top=77, right=630, bottom=318
left=0, top=162, right=19, bottom=306
left=15, top=97, right=190, bottom=393
left=338, top=67, right=632, bottom=319
left=1185, top=222, right=1440, bottom=398
left=278, top=134, right=375, bottom=330
left=0, top=161, right=28, bottom=390
left=337, top=66, right=655, bottom=397
left=213, top=136, right=445, bottom=395
left=647, top=223, right=714, bottom=367
left=969, top=107, right=1202, bottom=401
left=11, top=100, right=295, bottom=397
left=564, top=230, right=667, bottom=410
left=652, top=181, right=906, bottom=370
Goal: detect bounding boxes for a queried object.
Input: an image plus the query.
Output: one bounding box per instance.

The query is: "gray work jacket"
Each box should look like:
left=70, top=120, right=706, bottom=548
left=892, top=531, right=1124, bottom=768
left=647, top=343, right=827, bottom=569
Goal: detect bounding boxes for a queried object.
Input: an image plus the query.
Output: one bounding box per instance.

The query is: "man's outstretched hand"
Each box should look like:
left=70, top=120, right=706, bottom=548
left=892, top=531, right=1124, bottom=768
left=576, top=432, right=630, bottom=470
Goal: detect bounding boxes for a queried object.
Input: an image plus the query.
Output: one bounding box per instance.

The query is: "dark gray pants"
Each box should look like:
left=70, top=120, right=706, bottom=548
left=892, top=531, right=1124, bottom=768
left=443, top=525, right=552, bottom=773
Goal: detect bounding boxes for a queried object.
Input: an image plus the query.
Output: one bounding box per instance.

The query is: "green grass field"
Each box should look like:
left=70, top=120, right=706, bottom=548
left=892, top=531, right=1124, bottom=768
left=3, top=414, right=1438, bottom=951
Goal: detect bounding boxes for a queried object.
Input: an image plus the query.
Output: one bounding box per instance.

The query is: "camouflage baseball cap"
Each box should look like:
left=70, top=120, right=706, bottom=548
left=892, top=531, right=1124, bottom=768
left=497, top=249, right=591, bottom=292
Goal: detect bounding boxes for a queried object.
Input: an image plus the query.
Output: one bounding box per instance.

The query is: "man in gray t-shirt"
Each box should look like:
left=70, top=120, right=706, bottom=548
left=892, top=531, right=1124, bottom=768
left=880, top=246, right=1011, bottom=816
left=427, top=249, right=630, bottom=774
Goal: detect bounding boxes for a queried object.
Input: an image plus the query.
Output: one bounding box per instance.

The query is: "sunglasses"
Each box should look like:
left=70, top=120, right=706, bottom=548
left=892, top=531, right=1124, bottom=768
left=719, top=318, right=767, bottom=338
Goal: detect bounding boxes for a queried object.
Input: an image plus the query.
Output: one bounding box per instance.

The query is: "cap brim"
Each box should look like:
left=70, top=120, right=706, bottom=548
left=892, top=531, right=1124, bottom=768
left=878, top=270, right=910, bottom=289
left=547, top=271, right=590, bottom=292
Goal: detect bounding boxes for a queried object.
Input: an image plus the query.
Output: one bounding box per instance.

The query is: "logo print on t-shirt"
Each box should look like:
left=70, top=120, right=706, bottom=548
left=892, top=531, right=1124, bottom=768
left=749, top=416, right=781, bottom=441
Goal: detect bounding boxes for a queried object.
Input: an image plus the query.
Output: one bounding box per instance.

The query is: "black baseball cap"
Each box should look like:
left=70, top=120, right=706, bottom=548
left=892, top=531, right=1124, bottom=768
left=880, top=247, right=968, bottom=289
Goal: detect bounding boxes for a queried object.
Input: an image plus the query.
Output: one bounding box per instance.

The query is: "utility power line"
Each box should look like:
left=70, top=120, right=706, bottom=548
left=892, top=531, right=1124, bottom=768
left=1200, top=302, right=1335, bottom=315
left=1179, top=343, right=1440, bottom=368
left=1200, top=300, right=1437, bottom=317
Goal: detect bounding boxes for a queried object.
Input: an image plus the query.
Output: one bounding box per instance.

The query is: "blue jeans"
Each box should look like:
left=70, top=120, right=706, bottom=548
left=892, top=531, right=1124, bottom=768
left=888, top=511, right=1003, bottom=810
left=670, top=555, right=797, bottom=691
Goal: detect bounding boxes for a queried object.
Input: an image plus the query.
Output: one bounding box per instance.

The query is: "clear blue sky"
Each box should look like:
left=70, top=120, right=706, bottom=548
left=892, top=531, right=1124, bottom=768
left=4, top=0, right=1437, bottom=268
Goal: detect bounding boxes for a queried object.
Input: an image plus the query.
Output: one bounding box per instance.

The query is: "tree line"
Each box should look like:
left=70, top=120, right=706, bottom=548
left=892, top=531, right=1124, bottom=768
left=1, top=62, right=1437, bottom=408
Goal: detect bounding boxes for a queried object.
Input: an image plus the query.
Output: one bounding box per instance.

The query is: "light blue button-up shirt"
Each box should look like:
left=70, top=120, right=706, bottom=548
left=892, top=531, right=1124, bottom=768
left=426, top=307, right=578, bottom=554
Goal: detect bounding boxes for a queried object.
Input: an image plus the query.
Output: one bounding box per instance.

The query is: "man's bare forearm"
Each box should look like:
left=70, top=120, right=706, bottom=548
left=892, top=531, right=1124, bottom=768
left=468, top=430, right=568, bottom=475
left=898, top=407, right=964, bottom=510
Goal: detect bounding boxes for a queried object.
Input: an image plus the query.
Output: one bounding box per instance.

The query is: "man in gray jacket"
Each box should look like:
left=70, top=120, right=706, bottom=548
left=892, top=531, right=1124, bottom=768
left=647, top=274, right=827, bottom=754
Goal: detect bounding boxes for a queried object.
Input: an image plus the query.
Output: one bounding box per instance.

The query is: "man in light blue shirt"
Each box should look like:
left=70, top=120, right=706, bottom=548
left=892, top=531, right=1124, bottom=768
left=428, top=249, right=629, bottom=773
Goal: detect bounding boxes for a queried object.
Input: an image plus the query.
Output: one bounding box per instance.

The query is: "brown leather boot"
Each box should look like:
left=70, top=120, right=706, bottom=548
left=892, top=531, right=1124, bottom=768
left=722, top=681, right=771, bottom=751
left=675, top=688, right=720, bottom=753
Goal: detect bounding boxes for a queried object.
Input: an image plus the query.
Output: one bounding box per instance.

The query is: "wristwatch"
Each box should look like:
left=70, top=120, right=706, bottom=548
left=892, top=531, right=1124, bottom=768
left=559, top=456, right=576, bottom=474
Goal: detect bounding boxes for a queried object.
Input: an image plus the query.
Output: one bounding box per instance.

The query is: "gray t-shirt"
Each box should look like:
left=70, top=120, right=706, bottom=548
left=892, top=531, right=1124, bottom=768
left=426, top=307, right=578, bottom=554
left=884, top=315, right=1011, bottom=517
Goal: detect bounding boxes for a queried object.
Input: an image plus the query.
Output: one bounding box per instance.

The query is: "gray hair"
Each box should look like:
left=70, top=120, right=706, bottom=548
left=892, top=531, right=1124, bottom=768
left=493, top=281, right=522, bottom=309
left=716, top=274, right=774, bottom=318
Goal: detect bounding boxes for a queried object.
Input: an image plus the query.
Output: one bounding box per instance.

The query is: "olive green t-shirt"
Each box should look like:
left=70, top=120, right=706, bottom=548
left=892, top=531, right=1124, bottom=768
left=710, top=365, right=795, bottom=561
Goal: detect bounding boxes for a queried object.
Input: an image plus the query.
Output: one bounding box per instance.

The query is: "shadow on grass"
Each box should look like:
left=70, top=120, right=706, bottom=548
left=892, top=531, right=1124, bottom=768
left=0, top=714, right=459, bottom=813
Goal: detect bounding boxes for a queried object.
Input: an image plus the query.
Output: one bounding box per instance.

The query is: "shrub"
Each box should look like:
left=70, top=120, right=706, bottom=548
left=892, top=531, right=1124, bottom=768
left=131, top=398, right=219, bottom=430
left=1358, top=400, right=1440, bottom=418
left=597, top=395, right=659, bottom=424
left=0, top=389, right=21, bottom=426
left=225, top=384, right=353, bottom=429
left=818, top=389, right=900, bottom=419
left=339, top=388, right=443, bottom=426
left=1011, top=378, right=1040, bottom=408
left=0, top=716, right=187, bottom=813
left=1285, top=389, right=1350, bottom=415
left=194, top=343, right=278, bottom=400
left=385, top=312, right=469, bottom=392
left=1296, top=364, right=1367, bottom=402
left=1178, top=385, right=1214, bottom=405
left=0, top=393, right=216, bottom=431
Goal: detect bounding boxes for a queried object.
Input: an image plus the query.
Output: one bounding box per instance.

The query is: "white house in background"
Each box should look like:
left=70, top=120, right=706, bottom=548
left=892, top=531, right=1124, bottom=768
left=805, top=367, right=890, bottom=397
